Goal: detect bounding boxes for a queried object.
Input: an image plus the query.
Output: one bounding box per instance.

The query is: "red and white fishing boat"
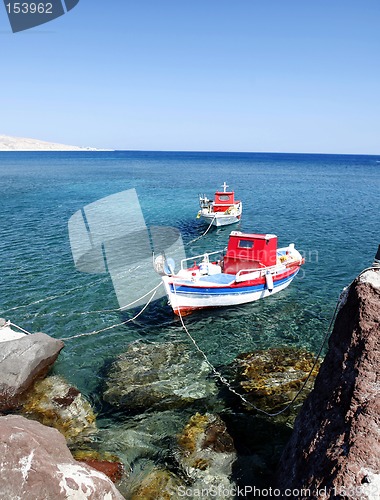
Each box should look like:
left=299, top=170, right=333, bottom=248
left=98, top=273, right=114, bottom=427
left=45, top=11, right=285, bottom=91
left=197, top=182, right=242, bottom=227
left=160, top=231, right=304, bottom=315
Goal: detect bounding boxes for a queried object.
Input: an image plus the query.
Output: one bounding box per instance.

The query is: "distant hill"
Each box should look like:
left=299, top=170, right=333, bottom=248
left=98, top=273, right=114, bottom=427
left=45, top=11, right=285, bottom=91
left=0, top=134, right=98, bottom=151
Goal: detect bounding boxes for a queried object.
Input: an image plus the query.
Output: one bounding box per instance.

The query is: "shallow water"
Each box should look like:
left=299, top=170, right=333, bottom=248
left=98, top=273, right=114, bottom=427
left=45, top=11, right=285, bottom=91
left=1, top=151, right=379, bottom=489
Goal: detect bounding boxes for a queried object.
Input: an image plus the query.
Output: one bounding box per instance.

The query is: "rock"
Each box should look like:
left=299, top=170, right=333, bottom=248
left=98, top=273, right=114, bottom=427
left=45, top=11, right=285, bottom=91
left=73, top=451, right=124, bottom=484
left=276, top=269, right=380, bottom=499
left=96, top=410, right=187, bottom=472
left=0, top=415, right=124, bottom=499
left=176, top=413, right=237, bottom=498
left=102, top=341, right=218, bottom=412
left=228, top=347, right=320, bottom=414
left=0, top=332, right=64, bottom=411
left=21, top=375, right=97, bottom=445
left=129, top=466, right=182, bottom=500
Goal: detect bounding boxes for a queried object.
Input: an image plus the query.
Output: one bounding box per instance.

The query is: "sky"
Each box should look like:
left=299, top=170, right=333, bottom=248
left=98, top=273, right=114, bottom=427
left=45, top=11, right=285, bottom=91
left=0, top=0, right=379, bottom=154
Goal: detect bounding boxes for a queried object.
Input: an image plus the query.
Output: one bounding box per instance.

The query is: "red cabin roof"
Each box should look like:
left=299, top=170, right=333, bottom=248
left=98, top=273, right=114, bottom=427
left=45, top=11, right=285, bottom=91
left=223, top=232, right=277, bottom=274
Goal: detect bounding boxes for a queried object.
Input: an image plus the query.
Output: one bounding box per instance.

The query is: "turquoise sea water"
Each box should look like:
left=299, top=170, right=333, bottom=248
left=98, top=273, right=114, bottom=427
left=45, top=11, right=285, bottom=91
left=0, top=151, right=379, bottom=488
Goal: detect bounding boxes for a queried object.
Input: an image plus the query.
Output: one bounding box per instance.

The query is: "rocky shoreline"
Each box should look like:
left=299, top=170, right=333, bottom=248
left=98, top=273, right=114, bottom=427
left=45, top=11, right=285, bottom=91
left=276, top=267, right=380, bottom=499
left=0, top=264, right=379, bottom=499
left=0, top=134, right=99, bottom=151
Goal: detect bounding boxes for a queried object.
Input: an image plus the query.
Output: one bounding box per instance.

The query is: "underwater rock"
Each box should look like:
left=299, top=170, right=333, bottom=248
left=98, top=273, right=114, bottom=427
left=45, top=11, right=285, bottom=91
left=0, top=415, right=123, bottom=499
left=229, top=347, right=320, bottom=413
left=277, top=269, right=380, bottom=499
left=102, top=341, right=218, bottom=412
left=96, top=410, right=187, bottom=473
left=21, top=375, right=97, bottom=445
left=129, top=466, right=182, bottom=500
left=222, top=412, right=293, bottom=492
left=0, top=332, right=64, bottom=411
left=176, top=413, right=237, bottom=498
left=73, top=450, right=124, bottom=483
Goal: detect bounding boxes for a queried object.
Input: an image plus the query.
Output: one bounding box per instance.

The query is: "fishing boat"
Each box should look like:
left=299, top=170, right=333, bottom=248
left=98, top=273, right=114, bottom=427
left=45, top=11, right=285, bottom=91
left=159, top=231, right=304, bottom=315
left=197, top=182, right=242, bottom=227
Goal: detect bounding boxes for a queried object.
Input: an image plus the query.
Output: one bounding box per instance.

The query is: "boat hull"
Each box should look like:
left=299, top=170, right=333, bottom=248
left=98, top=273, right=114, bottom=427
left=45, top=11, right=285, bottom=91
left=200, top=213, right=241, bottom=226
left=162, top=266, right=300, bottom=315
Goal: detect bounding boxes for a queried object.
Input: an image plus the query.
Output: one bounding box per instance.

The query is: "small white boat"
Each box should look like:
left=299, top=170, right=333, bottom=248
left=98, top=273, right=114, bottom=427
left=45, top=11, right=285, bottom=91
left=197, top=182, right=242, bottom=227
left=160, top=231, right=304, bottom=316
left=0, top=318, right=28, bottom=343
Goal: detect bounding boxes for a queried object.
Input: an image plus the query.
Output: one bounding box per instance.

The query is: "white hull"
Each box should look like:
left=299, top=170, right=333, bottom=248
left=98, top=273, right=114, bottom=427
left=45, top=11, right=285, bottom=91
left=162, top=269, right=299, bottom=313
left=200, top=212, right=240, bottom=227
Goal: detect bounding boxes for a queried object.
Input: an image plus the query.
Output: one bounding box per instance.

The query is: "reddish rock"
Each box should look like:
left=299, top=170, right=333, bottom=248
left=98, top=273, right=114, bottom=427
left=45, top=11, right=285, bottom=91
left=78, top=460, right=124, bottom=483
left=276, top=269, right=380, bottom=499
left=0, top=415, right=124, bottom=499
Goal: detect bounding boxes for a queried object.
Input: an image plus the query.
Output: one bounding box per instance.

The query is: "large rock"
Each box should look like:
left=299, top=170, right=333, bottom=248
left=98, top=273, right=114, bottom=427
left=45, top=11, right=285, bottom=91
left=228, top=347, right=320, bottom=414
left=0, top=415, right=123, bottom=499
left=102, top=341, right=218, bottom=412
left=0, top=333, right=64, bottom=411
left=277, top=269, right=380, bottom=499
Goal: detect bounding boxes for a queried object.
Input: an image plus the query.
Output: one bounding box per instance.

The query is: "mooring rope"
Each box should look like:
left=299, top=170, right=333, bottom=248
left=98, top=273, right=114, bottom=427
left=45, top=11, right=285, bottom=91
left=0, top=213, right=216, bottom=319
left=60, top=282, right=163, bottom=341
left=0, top=264, right=145, bottom=317
left=0, top=276, right=108, bottom=316
left=186, top=215, right=216, bottom=246
left=172, top=266, right=379, bottom=417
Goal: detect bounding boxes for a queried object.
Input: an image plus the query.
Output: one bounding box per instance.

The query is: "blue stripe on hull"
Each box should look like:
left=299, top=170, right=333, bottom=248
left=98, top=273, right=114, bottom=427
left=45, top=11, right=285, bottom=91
left=169, top=270, right=299, bottom=296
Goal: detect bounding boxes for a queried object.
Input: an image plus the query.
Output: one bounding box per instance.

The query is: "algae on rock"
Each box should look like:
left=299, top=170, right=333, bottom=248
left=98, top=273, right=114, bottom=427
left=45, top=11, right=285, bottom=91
left=230, top=347, right=320, bottom=412
left=176, top=412, right=237, bottom=498
left=22, top=375, right=97, bottom=445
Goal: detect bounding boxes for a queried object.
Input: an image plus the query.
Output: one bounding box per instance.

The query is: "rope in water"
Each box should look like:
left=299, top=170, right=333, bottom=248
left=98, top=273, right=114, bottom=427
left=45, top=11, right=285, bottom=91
left=186, top=215, right=216, bottom=246
left=3, top=283, right=163, bottom=340
left=0, top=218, right=215, bottom=318
left=0, top=262, right=152, bottom=318
left=172, top=266, right=379, bottom=417
left=0, top=277, right=108, bottom=316
left=60, top=282, right=163, bottom=341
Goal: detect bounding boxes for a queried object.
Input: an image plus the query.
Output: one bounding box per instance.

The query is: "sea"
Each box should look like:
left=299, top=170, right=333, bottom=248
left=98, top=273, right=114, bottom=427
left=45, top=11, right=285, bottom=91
left=0, top=151, right=379, bottom=491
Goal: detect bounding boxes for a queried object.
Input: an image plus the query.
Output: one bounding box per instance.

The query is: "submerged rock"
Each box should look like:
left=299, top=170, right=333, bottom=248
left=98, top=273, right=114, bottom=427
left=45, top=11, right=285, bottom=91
left=129, top=466, right=182, bottom=500
left=277, top=269, right=380, bottom=499
left=97, top=410, right=187, bottom=472
left=73, top=450, right=124, bottom=484
left=0, top=332, right=64, bottom=411
left=176, top=413, right=237, bottom=498
left=102, top=341, right=218, bottom=412
left=21, top=375, right=97, bottom=445
left=0, top=415, right=123, bottom=499
left=229, top=347, right=320, bottom=413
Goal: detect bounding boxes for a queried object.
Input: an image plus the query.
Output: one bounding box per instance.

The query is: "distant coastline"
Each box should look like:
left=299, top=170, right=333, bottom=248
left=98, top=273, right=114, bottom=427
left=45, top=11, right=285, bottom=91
left=0, top=134, right=105, bottom=152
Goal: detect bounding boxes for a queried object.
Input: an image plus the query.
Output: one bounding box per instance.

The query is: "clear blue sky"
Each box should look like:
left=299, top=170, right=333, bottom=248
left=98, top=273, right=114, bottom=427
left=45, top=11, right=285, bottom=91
left=1, top=0, right=379, bottom=153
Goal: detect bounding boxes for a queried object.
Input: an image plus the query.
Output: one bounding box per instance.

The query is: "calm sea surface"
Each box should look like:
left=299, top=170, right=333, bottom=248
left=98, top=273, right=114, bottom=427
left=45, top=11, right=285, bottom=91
left=0, top=151, right=379, bottom=484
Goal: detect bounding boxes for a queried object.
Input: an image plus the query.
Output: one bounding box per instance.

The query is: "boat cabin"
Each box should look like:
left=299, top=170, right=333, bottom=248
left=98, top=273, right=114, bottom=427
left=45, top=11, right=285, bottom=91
left=213, top=182, right=239, bottom=213
left=223, top=232, right=277, bottom=274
